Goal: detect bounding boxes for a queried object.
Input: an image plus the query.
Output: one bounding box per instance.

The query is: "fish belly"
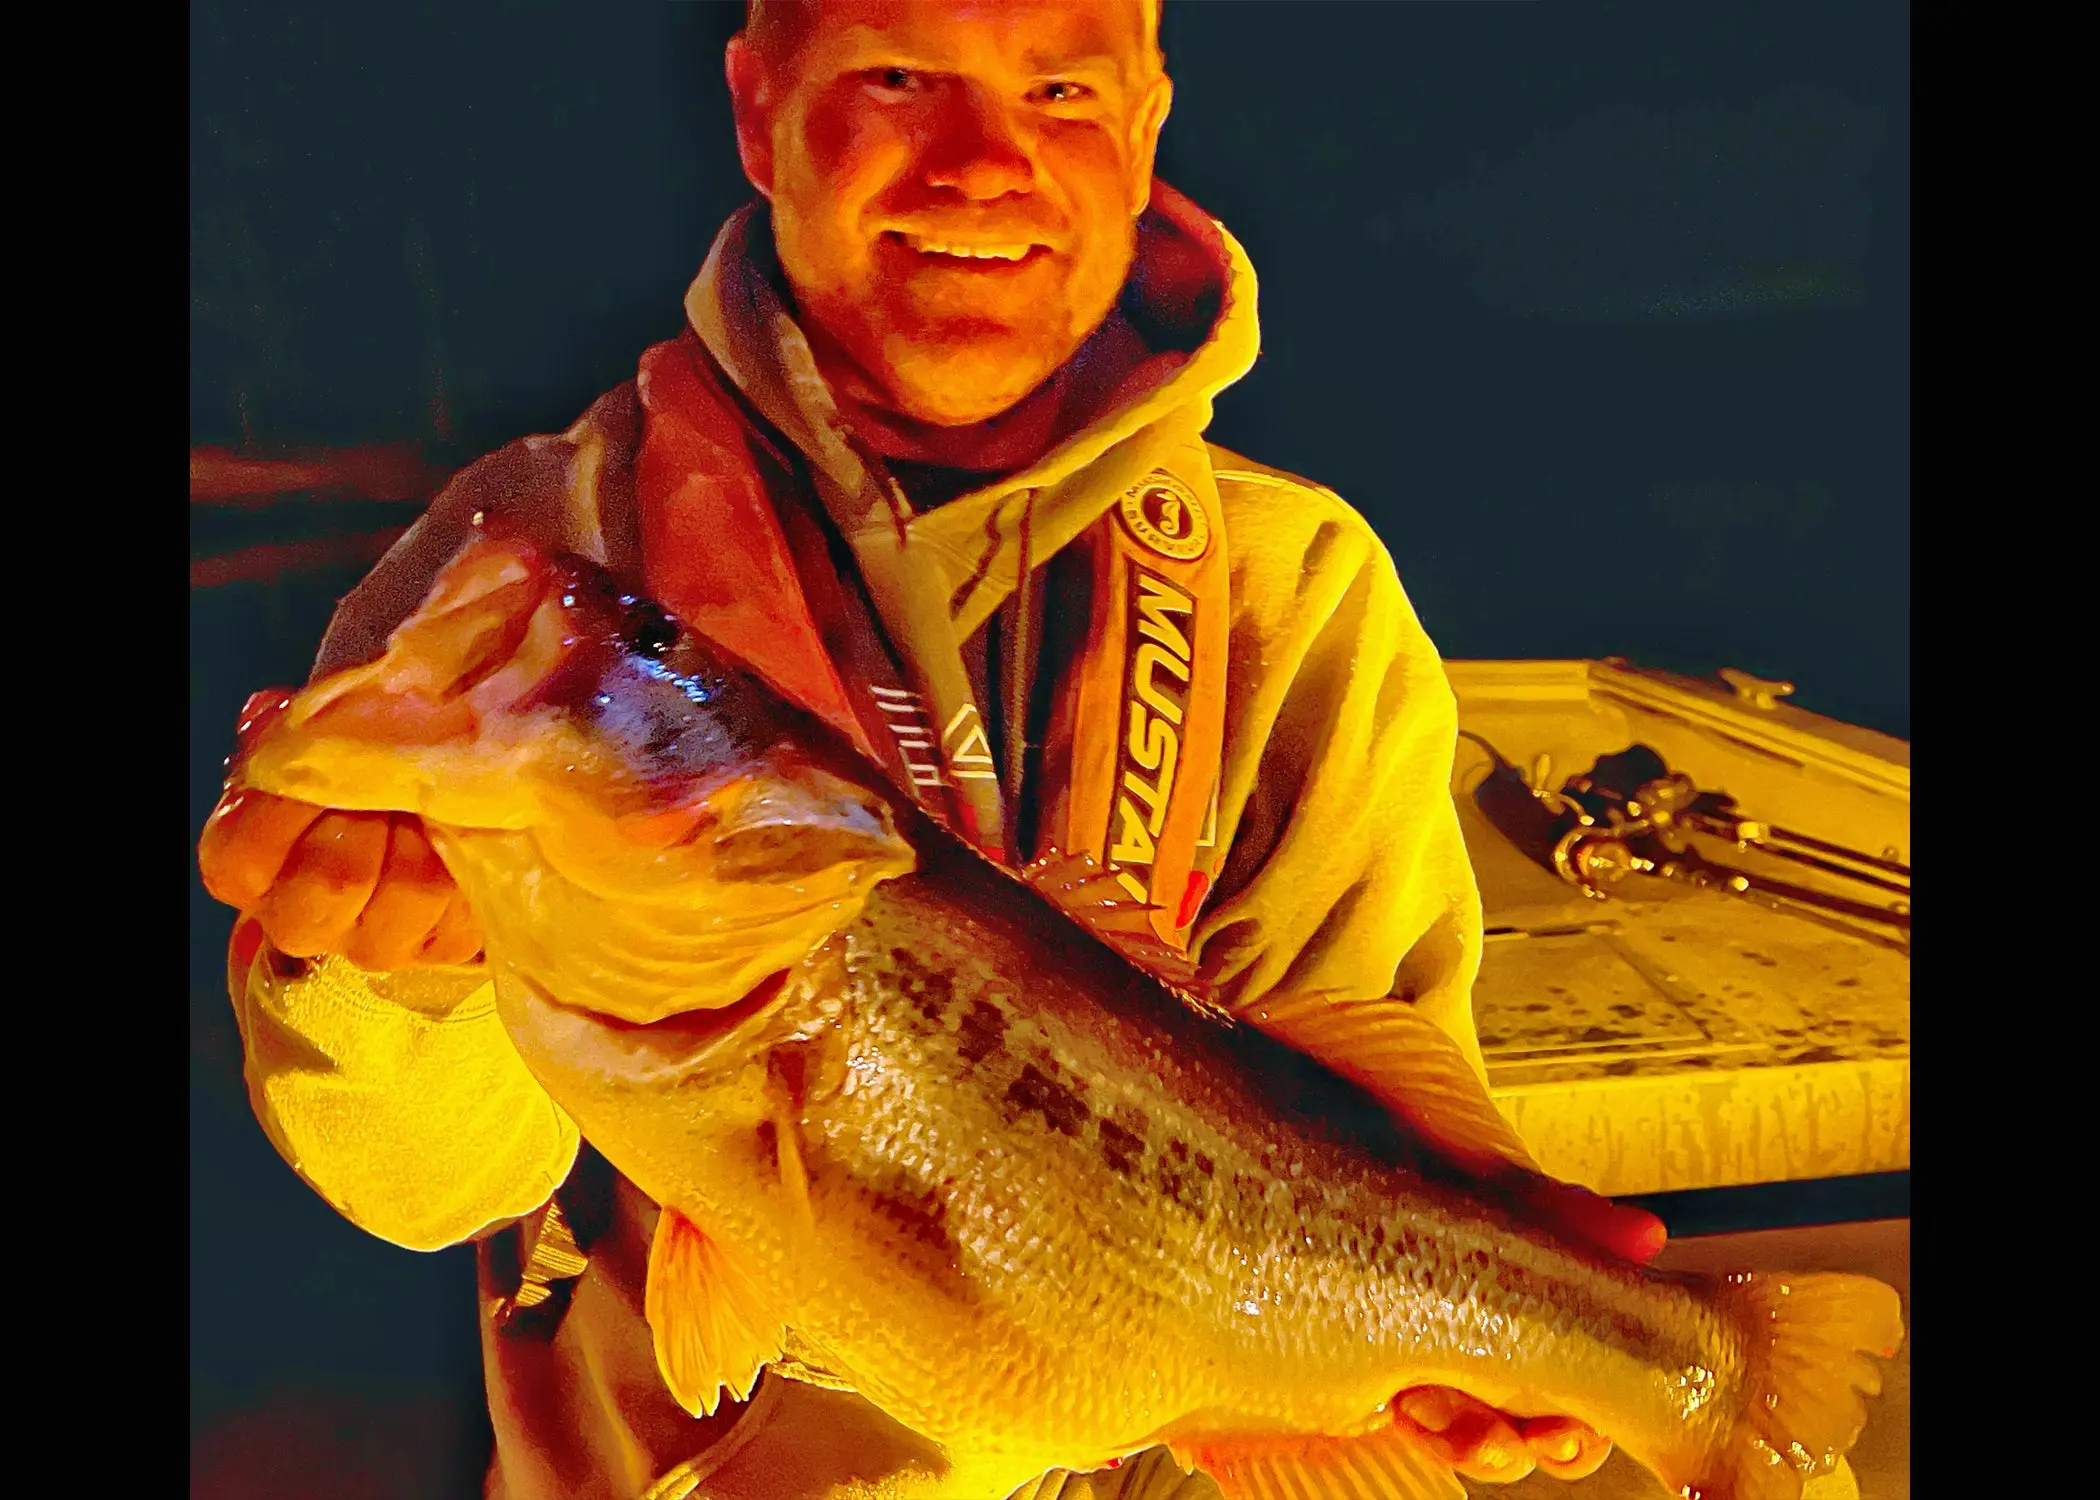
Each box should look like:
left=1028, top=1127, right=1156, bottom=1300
left=775, top=915, right=1730, bottom=1469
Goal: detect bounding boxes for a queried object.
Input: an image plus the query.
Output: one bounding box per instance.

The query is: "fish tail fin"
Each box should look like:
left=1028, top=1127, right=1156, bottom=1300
left=1687, top=1272, right=1905, bottom=1500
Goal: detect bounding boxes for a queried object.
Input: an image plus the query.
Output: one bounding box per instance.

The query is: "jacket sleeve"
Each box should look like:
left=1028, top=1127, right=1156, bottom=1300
left=226, top=387, right=643, bottom=1250
left=1190, top=468, right=1488, bottom=1081
left=230, top=931, right=580, bottom=1251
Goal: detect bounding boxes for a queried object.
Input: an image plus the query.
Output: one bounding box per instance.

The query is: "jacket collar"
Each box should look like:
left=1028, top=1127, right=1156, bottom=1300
left=683, top=182, right=1260, bottom=546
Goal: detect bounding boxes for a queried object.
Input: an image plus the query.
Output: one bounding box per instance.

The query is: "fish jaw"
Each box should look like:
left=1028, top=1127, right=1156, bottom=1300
left=240, top=534, right=699, bottom=823
left=432, top=787, right=913, bottom=1028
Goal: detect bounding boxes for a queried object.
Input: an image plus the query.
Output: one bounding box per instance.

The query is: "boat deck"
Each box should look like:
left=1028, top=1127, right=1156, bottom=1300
left=1450, top=659, right=1910, bottom=1198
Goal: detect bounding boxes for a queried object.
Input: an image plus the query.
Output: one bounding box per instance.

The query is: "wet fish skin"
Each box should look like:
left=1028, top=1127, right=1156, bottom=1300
left=236, top=536, right=1902, bottom=1500
left=561, top=842, right=1736, bottom=1474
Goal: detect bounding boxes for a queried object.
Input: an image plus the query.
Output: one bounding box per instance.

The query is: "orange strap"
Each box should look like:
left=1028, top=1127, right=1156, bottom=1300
left=636, top=334, right=1233, bottom=960
left=1047, top=465, right=1230, bottom=950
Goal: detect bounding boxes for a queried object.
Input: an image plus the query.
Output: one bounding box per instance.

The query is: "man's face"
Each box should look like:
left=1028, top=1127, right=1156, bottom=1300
left=729, top=0, right=1171, bottom=426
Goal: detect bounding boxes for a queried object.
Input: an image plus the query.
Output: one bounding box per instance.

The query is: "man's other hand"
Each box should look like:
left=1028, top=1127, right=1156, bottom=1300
left=1386, top=1180, right=1664, bottom=1484
left=1394, top=1387, right=1614, bottom=1484
left=198, top=690, right=481, bottom=970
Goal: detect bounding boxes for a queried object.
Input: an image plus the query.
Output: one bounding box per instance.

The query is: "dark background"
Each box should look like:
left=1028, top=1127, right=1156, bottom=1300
left=189, top=3, right=1908, bottom=1494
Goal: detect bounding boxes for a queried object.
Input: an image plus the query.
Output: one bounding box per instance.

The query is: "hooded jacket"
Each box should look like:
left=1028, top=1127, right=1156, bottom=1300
left=225, top=184, right=1486, bottom=1500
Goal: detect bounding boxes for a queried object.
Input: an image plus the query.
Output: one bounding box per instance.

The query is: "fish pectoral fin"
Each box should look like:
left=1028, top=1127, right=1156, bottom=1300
left=1169, top=1422, right=1465, bottom=1500
left=757, top=1088, right=817, bottom=1247
left=1243, top=990, right=1539, bottom=1178
left=645, top=1209, right=787, bottom=1418
left=770, top=1330, right=858, bottom=1394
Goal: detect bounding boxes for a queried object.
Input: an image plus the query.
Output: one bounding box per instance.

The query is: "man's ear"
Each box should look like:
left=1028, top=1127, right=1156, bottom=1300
left=725, top=34, right=776, bottom=199
left=1129, top=73, right=1174, bottom=216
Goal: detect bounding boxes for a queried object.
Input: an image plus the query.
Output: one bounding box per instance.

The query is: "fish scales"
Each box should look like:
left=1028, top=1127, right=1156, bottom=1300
left=718, top=835, right=1740, bottom=1466
left=234, top=536, right=1903, bottom=1500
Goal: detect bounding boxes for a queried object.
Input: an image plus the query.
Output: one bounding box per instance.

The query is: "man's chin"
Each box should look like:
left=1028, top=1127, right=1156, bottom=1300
left=869, top=337, right=1068, bottom=427
left=881, top=389, right=1047, bottom=428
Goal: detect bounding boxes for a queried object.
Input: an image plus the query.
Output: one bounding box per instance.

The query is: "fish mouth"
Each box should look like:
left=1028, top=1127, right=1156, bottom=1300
left=497, top=961, right=802, bottom=1086
left=283, top=539, right=613, bottom=758
left=563, top=965, right=792, bottom=1040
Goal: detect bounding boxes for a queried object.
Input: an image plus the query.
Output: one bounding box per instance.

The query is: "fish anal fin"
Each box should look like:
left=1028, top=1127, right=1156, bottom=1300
left=1245, top=991, right=1539, bottom=1177
left=1171, top=1422, right=1466, bottom=1500
left=644, top=1209, right=786, bottom=1418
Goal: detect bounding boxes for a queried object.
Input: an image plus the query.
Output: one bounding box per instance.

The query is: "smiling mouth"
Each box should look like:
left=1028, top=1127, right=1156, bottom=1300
left=883, top=231, right=1049, bottom=266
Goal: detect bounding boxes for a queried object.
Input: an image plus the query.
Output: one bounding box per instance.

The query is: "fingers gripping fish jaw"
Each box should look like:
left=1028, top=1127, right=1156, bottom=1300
left=240, top=536, right=922, bottom=1027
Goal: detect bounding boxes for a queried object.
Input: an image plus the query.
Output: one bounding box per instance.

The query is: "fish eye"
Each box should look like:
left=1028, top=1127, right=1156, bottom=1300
left=622, top=601, right=680, bottom=657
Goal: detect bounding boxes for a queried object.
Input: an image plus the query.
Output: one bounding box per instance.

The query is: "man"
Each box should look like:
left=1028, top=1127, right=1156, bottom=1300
left=200, top=3, right=1661, bottom=1495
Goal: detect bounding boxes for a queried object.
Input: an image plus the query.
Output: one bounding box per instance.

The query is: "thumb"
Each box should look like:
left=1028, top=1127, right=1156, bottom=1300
left=234, top=687, right=298, bottom=758
left=1532, top=1180, right=1668, bottom=1264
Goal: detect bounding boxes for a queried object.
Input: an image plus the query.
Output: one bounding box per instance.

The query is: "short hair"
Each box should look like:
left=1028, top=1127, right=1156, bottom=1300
left=743, top=1, right=1165, bottom=71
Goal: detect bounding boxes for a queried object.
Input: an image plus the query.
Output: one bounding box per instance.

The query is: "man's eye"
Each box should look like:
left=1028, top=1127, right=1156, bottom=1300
left=1034, top=80, right=1095, bottom=106
left=867, top=67, right=920, bottom=95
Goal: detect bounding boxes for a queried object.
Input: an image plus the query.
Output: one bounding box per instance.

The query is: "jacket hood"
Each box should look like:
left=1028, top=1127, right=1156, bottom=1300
left=682, top=182, right=1261, bottom=639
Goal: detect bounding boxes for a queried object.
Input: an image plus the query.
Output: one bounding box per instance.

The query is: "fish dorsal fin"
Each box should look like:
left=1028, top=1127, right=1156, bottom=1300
left=1243, top=991, right=1540, bottom=1178
left=645, top=1209, right=786, bottom=1418
left=1170, top=1423, right=1466, bottom=1500
left=1245, top=997, right=1670, bottom=1263
left=1024, top=850, right=1202, bottom=993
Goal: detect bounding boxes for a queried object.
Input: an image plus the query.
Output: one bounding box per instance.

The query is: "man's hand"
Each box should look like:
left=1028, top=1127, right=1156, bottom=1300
left=1389, top=1180, right=1666, bottom=1483
left=1395, top=1387, right=1614, bottom=1484
left=198, top=691, right=482, bottom=970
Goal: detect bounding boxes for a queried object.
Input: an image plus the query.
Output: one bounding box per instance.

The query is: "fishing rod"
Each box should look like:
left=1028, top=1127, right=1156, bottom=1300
left=1461, top=733, right=1910, bottom=953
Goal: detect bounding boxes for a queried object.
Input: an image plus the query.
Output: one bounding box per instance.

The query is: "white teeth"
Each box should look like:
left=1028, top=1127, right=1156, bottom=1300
left=899, top=234, right=1032, bottom=261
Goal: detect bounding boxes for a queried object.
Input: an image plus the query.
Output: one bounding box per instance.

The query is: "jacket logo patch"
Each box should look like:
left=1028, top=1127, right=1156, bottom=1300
left=942, top=703, right=999, bottom=782
left=1107, top=568, right=1194, bottom=903
left=1117, top=472, right=1210, bottom=562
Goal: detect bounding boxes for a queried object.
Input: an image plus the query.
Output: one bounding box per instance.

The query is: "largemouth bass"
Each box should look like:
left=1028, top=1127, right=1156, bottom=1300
left=231, top=534, right=1902, bottom=1500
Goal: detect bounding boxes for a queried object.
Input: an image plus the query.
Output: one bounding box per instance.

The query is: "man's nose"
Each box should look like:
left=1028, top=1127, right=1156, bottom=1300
left=920, top=86, right=1035, bottom=201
